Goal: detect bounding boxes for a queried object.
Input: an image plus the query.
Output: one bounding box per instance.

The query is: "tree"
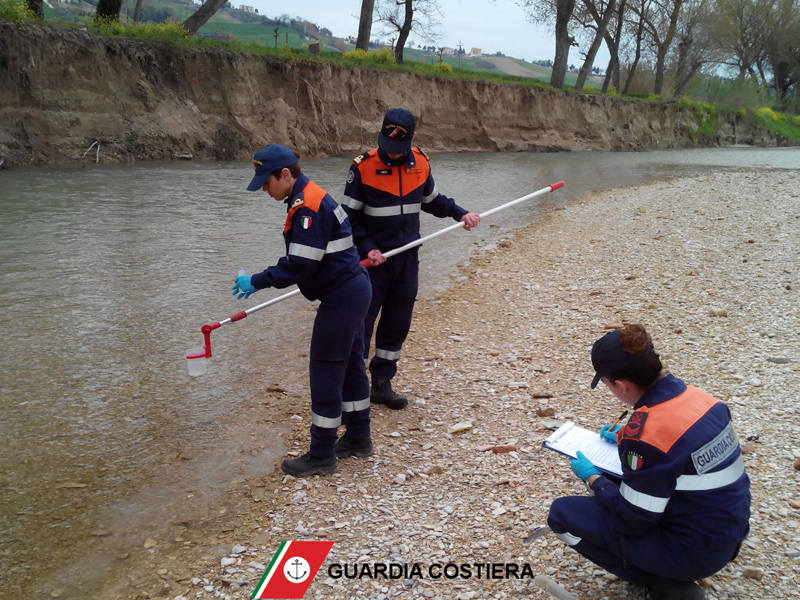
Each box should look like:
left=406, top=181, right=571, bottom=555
left=602, top=0, right=627, bottom=91
left=356, top=0, right=376, bottom=50
left=552, top=0, right=578, bottom=87
left=183, top=0, right=229, bottom=35
left=622, top=0, right=652, bottom=93
left=94, top=0, right=123, bottom=22
left=132, top=0, right=144, bottom=23
left=711, top=0, right=773, bottom=80
left=376, top=0, right=443, bottom=64
left=25, top=0, right=42, bottom=19
left=520, top=0, right=578, bottom=89
left=670, top=0, right=719, bottom=96
left=762, top=0, right=800, bottom=104
left=640, top=0, right=686, bottom=95
left=574, top=0, right=618, bottom=91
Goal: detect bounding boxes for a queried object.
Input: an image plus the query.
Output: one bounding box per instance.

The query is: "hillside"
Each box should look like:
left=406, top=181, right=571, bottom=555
left=39, top=0, right=597, bottom=85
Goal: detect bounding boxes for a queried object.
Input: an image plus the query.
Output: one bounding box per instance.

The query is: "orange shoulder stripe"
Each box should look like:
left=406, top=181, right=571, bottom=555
left=636, top=386, right=718, bottom=453
left=284, top=181, right=326, bottom=232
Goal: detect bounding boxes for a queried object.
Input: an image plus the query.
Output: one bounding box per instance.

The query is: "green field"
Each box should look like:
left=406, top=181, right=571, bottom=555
left=40, top=0, right=562, bottom=82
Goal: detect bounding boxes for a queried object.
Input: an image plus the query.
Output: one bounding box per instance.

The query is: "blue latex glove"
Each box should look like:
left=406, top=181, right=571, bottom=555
left=599, top=422, right=623, bottom=445
left=232, top=274, right=256, bottom=299
left=571, top=451, right=601, bottom=481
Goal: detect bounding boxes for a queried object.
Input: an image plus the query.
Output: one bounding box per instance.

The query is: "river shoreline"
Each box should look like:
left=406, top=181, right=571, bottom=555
left=28, top=167, right=800, bottom=600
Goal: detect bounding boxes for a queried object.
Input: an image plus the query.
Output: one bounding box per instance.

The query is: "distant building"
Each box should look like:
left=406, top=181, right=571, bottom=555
left=441, top=47, right=455, bottom=56
left=470, top=48, right=482, bottom=56
left=239, top=4, right=254, bottom=12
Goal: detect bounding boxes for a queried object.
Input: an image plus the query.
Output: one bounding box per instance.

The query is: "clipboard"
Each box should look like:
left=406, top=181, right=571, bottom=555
left=543, top=421, right=623, bottom=477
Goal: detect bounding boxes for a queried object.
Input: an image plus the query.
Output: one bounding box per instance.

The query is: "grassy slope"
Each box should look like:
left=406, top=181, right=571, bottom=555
left=41, top=0, right=557, bottom=79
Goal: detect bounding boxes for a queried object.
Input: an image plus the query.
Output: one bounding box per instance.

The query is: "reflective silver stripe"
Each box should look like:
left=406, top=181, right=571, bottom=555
left=342, top=398, right=370, bottom=412
left=555, top=531, right=581, bottom=546
left=620, top=482, right=670, bottom=513
left=364, top=205, right=402, bottom=217
left=375, top=348, right=401, bottom=360
left=421, top=186, right=439, bottom=203
left=326, top=235, right=353, bottom=254
left=311, top=412, right=341, bottom=428
left=363, top=203, right=422, bottom=217
left=288, top=243, right=325, bottom=261
left=342, top=195, right=364, bottom=211
left=676, top=455, right=745, bottom=491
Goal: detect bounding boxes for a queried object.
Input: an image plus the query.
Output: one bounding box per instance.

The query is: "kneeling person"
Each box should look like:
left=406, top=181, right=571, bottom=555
left=547, top=324, right=750, bottom=599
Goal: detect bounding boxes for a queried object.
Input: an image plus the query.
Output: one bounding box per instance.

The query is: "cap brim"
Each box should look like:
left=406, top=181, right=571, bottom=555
left=378, top=132, right=411, bottom=154
left=590, top=372, right=601, bottom=389
left=246, top=173, right=268, bottom=191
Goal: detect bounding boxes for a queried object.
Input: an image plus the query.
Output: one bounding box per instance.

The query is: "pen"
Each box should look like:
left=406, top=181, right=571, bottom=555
left=609, top=409, right=629, bottom=431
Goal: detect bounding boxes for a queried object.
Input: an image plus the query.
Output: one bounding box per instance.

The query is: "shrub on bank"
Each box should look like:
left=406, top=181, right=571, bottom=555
left=90, top=19, right=190, bottom=44
left=0, top=0, right=37, bottom=24
left=678, top=96, right=720, bottom=138
left=751, top=107, right=800, bottom=140
left=342, top=47, right=395, bottom=66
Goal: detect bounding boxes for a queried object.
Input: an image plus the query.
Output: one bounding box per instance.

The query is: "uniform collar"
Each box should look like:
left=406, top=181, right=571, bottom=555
left=634, top=373, right=687, bottom=409
left=284, top=174, right=310, bottom=210
left=377, top=148, right=416, bottom=168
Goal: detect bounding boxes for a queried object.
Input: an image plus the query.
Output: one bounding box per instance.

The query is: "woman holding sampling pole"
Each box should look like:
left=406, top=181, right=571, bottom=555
left=232, top=144, right=373, bottom=478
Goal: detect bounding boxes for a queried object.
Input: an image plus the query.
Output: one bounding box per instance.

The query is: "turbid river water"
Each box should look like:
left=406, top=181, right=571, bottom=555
left=1, top=147, right=799, bottom=597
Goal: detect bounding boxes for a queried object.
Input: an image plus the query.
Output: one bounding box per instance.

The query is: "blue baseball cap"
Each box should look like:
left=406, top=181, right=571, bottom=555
left=590, top=329, right=654, bottom=388
left=246, top=144, right=299, bottom=191
left=377, top=108, right=416, bottom=154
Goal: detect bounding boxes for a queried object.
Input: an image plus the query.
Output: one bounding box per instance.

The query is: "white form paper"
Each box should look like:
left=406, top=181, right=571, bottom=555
left=543, top=421, right=623, bottom=477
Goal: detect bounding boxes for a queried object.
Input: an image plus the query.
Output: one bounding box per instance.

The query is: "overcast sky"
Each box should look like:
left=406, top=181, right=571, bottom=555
left=241, top=0, right=571, bottom=64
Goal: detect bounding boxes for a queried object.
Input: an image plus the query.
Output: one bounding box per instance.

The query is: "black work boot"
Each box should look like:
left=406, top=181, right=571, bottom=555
left=639, top=575, right=705, bottom=600
left=370, top=381, right=408, bottom=410
left=335, top=437, right=374, bottom=458
left=281, top=452, right=338, bottom=477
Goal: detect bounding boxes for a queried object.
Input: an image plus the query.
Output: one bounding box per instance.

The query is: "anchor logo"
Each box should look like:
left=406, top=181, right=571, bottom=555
left=283, top=556, right=311, bottom=583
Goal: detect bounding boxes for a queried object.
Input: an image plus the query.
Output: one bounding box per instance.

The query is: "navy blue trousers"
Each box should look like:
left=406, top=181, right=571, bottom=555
left=547, top=495, right=740, bottom=582
left=363, top=249, right=419, bottom=385
left=308, top=271, right=371, bottom=458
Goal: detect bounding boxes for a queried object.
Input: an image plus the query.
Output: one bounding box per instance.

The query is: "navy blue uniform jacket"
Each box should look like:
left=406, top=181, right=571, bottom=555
left=251, top=175, right=361, bottom=301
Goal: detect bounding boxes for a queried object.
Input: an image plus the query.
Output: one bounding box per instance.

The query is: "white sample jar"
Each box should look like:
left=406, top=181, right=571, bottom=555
left=185, top=347, right=208, bottom=376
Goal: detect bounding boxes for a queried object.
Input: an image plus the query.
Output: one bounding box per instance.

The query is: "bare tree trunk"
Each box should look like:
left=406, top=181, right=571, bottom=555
left=652, top=0, right=684, bottom=95
left=94, top=0, right=123, bottom=22
left=356, top=0, right=375, bottom=50
left=575, top=0, right=617, bottom=91
left=132, top=0, right=144, bottom=22
left=551, top=0, right=577, bottom=89
left=183, top=0, right=228, bottom=35
left=623, top=1, right=647, bottom=94
left=26, top=0, right=43, bottom=19
left=393, top=0, right=413, bottom=64
left=673, top=61, right=702, bottom=96
left=602, top=0, right=626, bottom=92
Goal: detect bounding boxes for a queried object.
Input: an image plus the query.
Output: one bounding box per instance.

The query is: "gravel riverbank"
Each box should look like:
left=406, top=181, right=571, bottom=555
left=103, top=168, right=800, bottom=600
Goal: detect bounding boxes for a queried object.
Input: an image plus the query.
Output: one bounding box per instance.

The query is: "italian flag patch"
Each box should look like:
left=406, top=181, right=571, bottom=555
left=626, top=452, right=644, bottom=470
left=300, top=216, right=312, bottom=229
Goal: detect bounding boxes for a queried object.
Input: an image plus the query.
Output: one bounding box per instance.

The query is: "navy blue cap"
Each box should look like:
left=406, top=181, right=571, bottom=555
left=246, top=144, right=299, bottom=191
left=590, top=329, right=653, bottom=389
left=377, top=108, right=416, bottom=154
